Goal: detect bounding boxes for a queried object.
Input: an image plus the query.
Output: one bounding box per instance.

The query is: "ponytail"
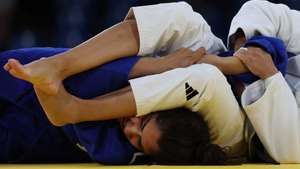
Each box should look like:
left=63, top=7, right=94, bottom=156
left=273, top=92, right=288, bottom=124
left=195, top=143, right=226, bottom=164
left=150, top=108, right=227, bottom=165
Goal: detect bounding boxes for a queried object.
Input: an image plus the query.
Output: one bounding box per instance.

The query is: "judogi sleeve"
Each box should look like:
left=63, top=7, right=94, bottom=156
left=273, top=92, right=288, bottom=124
left=129, top=64, right=245, bottom=155
left=229, top=0, right=300, bottom=55
left=124, top=2, right=226, bottom=56
left=241, top=72, right=300, bottom=163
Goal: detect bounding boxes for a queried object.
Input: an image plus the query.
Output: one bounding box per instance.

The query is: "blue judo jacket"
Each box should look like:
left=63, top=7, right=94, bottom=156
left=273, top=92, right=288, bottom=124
left=0, top=48, right=142, bottom=164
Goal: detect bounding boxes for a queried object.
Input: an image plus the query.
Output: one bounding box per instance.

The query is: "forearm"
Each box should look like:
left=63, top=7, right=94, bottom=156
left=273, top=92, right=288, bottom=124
left=129, top=57, right=165, bottom=78
left=49, top=20, right=139, bottom=79
left=129, top=57, right=182, bottom=78
left=129, top=47, right=207, bottom=78
left=200, top=55, right=248, bottom=75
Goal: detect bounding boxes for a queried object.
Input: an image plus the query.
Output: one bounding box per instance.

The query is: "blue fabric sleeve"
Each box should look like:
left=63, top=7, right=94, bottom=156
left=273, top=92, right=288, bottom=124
left=71, top=121, right=136, bottom=164
left=233, top=36, right=288, bottom=84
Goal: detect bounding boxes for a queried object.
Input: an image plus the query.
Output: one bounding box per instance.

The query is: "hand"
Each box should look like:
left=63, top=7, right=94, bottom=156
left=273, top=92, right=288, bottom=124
left=162, top=47, right=206, bottom=69
left=234, top=47, right=278, bottom=79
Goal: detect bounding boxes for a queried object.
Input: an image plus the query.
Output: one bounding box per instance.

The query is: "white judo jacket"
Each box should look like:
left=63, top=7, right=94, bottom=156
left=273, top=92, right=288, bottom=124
left=124, top=2, right=246, bottom=158
left=229, top=0, right=300, bottom=163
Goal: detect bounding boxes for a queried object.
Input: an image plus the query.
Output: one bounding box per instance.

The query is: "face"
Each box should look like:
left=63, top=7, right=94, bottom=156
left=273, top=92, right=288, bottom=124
left=120, top=115, right=160, bottom=155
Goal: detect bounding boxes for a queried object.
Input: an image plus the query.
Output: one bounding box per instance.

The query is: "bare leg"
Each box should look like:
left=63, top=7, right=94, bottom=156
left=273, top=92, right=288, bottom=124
left=10, top=48, right=207, bottom=125
left=34, top=83, right=136, bottom=126
left=4, top=20, right=139, bottom=95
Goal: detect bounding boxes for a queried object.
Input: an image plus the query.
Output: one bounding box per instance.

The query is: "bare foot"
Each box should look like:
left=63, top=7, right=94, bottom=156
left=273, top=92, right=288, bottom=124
left=3, top=58, right=63, bottom=95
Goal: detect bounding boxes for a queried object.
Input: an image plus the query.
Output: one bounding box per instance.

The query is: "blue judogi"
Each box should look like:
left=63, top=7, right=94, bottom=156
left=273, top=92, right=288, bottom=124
left=0, top=48, right=142, bottom=164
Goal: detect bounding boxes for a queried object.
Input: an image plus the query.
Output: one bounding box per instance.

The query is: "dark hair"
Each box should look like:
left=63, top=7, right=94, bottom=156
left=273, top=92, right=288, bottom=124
left=151, top=108, right=226, bottom=165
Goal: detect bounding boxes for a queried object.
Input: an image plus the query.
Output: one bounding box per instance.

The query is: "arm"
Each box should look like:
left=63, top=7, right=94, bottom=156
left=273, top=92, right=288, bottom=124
left=237, top=45, right=300, bottom=163
left=229, top=0, right=300, bottom=55
left=198, top=54, right=248, bottom=75
left=130, top=48, right=206, bottom=78
left=241, top=73, right=300, bottom=163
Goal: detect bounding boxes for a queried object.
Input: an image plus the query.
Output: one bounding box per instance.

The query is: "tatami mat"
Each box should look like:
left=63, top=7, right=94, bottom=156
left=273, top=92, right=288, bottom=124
left=0, top=164, right=300, bottom=169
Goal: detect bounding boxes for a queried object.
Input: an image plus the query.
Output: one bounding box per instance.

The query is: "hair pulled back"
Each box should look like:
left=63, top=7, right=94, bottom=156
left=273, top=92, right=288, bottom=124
left=151, top=108, right=226, bottom=165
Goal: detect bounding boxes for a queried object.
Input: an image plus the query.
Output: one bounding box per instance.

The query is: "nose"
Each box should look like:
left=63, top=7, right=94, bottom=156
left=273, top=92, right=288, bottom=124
left=124, top=125, right=141, bottom=138
left=122, top=118, right=142, bottom=150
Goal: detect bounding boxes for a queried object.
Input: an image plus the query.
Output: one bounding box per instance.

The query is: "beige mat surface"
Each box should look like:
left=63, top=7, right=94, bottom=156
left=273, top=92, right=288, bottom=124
left=0, top=164, right=300, bottom=169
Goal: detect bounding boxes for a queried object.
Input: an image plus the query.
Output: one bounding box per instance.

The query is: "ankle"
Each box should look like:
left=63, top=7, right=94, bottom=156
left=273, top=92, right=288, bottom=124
left=48, top=55, right=68, bottom=80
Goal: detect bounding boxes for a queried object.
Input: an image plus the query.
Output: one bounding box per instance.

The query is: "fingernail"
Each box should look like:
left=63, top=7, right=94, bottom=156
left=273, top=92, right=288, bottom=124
left=239, top=47, right=248, bottom=54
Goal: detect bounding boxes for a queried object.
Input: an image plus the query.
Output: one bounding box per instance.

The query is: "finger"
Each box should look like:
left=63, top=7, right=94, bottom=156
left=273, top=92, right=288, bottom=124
left=192, top=48, right=207, bottom=62
left=195, top=47, right=206, bottom=55
left=235, top=52, right=250, bottom=64
left=233, top=47, right=248, bottom=57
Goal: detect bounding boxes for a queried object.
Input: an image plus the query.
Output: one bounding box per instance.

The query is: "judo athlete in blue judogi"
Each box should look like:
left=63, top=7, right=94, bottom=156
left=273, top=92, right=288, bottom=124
left=0, top=48, right=144, bottom=164
left=0, top=47, right=226, bottom=165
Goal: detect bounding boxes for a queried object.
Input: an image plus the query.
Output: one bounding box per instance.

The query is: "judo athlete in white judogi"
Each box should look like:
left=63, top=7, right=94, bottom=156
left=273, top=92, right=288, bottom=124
left=124, top=2, right=247, bottom=159
left=228, top=0, right=300, bottom=163
left=126, top=0, right=300, bottom=163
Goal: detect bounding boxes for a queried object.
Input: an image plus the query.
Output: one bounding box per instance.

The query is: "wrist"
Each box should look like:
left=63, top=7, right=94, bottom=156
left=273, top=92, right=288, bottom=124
left=157, top=57, right=172, bottom=71
left=259, top=69, right=278, bottom=79
left=129, top=57, right=165, bottom=78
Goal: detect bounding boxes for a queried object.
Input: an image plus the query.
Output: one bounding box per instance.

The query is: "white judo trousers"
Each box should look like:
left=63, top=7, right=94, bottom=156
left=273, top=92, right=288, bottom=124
left=229, top=0, right=300, bottom=163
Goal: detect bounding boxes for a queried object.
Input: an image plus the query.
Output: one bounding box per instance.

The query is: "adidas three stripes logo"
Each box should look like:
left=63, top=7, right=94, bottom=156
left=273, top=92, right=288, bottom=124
left=185, top=82, right=199, bottom=101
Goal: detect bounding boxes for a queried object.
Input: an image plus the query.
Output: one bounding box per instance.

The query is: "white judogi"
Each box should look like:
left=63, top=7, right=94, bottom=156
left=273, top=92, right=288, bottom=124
left=124, top=2, right=246, bottom=157
left=125, top=2, right=226, bottom=56
left=229, top=0, right=300, bottom=163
